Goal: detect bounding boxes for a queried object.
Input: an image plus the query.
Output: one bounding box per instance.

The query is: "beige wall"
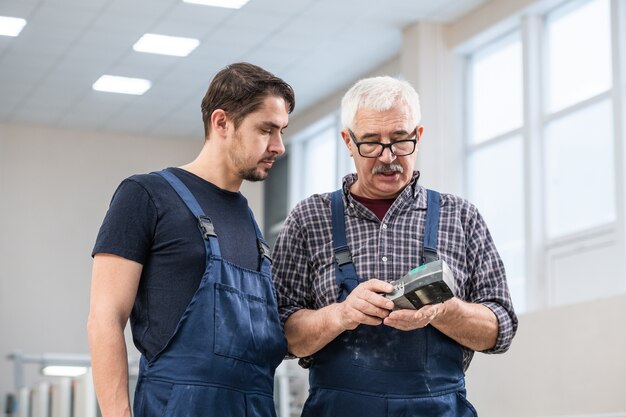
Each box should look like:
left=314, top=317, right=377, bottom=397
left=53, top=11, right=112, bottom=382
left=0, top=123, right=264, bottom=401
left=466, top=294, right=626, bottom=416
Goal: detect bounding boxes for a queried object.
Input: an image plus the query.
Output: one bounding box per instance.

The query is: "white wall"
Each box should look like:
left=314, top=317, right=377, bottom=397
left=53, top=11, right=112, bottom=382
left=0, top=123, right=264, bottom=404
left=466, top=294, right=626, bottom=417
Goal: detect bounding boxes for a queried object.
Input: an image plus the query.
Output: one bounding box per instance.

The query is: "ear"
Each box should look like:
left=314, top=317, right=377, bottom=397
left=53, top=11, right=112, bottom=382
left=210, top=109, right=230, bottom=139
left=416, top=125, right=424, bottom=144
left=341, top=130, right=354, bottom=157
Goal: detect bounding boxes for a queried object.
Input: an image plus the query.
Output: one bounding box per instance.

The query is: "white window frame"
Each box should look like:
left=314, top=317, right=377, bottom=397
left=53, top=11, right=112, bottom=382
left=288, top=112, right=350, bottom=209
left=462, top=0, right=626, bottom=312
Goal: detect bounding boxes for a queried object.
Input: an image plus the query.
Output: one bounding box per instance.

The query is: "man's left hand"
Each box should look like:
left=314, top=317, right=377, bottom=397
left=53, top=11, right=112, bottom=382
left=382, top=302, right=447, bottom=331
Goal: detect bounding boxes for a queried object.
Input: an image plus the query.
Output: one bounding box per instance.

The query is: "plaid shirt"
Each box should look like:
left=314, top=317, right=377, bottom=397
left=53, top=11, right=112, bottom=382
left=272, top=172, right=518, bottom=370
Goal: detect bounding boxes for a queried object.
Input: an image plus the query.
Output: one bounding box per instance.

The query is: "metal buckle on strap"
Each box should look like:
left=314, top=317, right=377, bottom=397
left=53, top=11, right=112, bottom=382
left=258, top=240, right=272, bottom=262
left=422, top=247, right=438, bottom=264
left=198, top=216, right=217, bottom=240
left=334, top=247, right=353, bottom=269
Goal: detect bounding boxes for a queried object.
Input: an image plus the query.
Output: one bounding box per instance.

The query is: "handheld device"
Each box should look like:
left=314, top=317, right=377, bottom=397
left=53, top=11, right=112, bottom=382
left=385, top=259, right=455, bottom=310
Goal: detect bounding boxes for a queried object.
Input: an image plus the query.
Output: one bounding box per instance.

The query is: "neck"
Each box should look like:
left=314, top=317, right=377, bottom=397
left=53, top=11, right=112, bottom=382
left=180, top=141, right=243, bottom=192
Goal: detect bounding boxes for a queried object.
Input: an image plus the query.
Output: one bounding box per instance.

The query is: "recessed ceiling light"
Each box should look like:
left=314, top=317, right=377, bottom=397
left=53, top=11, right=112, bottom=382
left=133, top=33, right=200, bottom=57
left=0, top=16, right=27, bottom=37
left=182, top=0, right=250, bottom=9
left=92, top=75, right=152, bottom=95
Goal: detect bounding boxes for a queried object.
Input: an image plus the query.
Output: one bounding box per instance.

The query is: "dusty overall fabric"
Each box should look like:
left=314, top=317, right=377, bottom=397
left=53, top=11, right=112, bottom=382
left=132, top=170, right=287, bottom=417
left=302, top=189, right=477, bottom=417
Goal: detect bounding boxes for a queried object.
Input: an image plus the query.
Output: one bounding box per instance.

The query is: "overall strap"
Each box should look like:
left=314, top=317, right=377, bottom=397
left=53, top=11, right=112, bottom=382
left=330, top=190, right=360, bottom=301
left=247, top=207, right=273, bottom=275
left=156, top=170, right=221, bottom=257
left=422, top=189, right=441, bottom=265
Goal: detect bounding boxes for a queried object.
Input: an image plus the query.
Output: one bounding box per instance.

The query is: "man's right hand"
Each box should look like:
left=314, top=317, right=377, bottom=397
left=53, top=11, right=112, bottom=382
left=338, top=279, right=395, bottom=330
left=283, top=279, right=395, bottom=358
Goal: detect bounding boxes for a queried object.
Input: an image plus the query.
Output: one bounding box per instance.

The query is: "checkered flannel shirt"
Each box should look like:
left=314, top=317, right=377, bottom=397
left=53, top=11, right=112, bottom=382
left=272, top=172, right=518, bottom=370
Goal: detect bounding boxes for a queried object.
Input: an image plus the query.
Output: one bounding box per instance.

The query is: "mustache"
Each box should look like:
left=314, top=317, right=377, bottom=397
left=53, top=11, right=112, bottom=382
left=372, top=163, right=403, bottom=175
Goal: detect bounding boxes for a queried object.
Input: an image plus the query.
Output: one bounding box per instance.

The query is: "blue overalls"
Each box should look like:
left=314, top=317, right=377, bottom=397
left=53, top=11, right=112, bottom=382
left=132, top=170, right=287, bottom=417
left=301, top=189, right=477, bottom=417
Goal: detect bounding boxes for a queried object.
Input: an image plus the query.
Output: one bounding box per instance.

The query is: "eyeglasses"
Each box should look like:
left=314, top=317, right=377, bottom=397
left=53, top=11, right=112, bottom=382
left=348, top=128, right=418, bottom=158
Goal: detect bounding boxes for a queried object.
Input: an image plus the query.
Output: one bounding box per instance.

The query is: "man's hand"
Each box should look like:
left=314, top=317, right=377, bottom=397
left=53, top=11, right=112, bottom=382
left=383, top=302, right=447, bottom=331
left=338, top=279, right=395, bottom=330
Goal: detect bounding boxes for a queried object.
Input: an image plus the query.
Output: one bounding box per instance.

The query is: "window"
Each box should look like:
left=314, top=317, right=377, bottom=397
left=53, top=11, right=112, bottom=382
left=469, top=33, right=524, bottom=144
left=302, top=124, right=338, bottom=198
left=543, top=0, right=614, bottom=238
left=463, top=0, right=624, bottom=312
left=263, top=113, right=351, bottom=246
left=544, top=99, right=615, bottom=238
left=545, top=0, right=612, bottom=113
left=288, top=114, right=350, bottom=206
left=466, top=32, right=527, bottom=311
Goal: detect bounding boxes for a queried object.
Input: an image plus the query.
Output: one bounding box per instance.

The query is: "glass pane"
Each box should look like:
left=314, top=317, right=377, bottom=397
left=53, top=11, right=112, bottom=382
left=467, top=135, right=526, bottom=312
left=544, top=99, right=615, bottom=238
left=304, top=126, right=337, bottom=196
left=546, top=0, right=612, bottom=112
left=469, top=34, right=523, bottom=144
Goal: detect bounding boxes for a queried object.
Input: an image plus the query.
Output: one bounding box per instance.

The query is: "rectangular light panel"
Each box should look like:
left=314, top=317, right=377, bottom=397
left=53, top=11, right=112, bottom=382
left=183, top=0, right=250, bottom=9
left=92, top=75, right=152, bottom=95
left=0, top=16, right=27, bottom=37
left=133, top=33, right=200, bottom=57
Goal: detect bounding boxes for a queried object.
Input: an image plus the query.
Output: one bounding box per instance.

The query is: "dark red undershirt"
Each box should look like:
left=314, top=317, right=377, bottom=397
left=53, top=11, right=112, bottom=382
left=350, top=193, right=396, bottom=221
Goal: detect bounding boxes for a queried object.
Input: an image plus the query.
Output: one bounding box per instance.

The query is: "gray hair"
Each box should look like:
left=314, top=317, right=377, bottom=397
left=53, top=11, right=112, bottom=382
left=340, top=76, right=421, bottom=130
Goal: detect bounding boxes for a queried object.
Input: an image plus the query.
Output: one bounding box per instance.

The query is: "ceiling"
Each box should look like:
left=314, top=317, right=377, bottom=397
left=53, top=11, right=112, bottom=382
left=0, top=0, right=485, bottom=139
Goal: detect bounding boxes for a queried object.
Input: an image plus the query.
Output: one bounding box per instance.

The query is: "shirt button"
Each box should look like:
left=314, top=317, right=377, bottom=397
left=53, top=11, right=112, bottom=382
left=382, top=256, right=388, bottom=262
left=382, top=224, right=388, bottom=230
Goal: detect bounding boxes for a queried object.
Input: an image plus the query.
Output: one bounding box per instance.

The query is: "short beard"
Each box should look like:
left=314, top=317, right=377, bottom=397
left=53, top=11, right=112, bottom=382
left=372, top=163, right=403, bottom=175
left=239, top=167, right=267, bottom=182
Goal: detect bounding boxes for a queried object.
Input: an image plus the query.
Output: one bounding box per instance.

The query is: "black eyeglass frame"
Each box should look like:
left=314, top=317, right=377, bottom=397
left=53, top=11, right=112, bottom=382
left=348, top=128, right=419, bottom=158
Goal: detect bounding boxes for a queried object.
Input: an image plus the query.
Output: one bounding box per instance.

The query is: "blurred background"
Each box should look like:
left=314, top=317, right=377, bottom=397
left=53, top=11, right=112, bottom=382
left=1, top=0, right=625, bottom=416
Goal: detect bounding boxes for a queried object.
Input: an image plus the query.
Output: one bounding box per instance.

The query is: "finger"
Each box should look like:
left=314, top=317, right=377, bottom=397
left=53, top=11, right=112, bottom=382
left=348, top=287, right=394, bottom=312
left=345, top=308, right=384, bottom=326
left=387, top=309, right=423, bottom=323
left=385, top=309, right=430, bottom=329
left=383, top=315, right=423, bottom=331
left=360, top=278, right=395, bottom=294
left=359, top=314, right=384, bottom=326
left=355, top=298, right=392, bottom=319
left=419, top=304, right=440, bottom=320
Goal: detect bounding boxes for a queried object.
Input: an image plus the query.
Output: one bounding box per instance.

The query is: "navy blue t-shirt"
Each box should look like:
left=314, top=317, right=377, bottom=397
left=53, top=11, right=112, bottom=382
left=92, top=167, right=260, bottom=360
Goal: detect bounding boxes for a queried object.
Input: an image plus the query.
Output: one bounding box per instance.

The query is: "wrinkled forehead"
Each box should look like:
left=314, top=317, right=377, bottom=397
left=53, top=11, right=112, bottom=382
left=352, top=102, right=414, bottom=131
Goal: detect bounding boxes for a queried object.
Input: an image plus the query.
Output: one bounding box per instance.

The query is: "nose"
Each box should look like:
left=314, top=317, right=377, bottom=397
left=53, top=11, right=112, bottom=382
left=378, top=146, right=396, bottom=164
left=268, top=132, right=286, bottom=156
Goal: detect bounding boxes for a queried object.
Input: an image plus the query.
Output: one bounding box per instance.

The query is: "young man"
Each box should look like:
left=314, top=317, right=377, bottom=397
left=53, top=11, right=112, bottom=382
left=272, top=76, right=517, bottom=416
left=88, top=62, right=295, bottom=417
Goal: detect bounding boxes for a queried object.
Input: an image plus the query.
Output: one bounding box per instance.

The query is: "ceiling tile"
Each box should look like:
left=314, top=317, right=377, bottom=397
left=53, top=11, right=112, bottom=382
left=0, top=0, right=487, bottom=138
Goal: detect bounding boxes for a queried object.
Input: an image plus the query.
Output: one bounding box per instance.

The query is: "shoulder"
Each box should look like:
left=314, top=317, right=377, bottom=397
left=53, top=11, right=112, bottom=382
left=113, top=170, right=188, bottom=206
left=122, top=171, right=169, bottom=194
left=289, top=192, right=332, bottom=220
left=439, top=193, right=477, bottom=214
left=436, top=192, right=491, bottom=237
left=282, top=193, right=335, bottom=237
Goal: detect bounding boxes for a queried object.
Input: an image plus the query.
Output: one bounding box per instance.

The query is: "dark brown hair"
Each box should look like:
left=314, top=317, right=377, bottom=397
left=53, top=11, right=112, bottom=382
left=201, top=62, right=295, bottom=138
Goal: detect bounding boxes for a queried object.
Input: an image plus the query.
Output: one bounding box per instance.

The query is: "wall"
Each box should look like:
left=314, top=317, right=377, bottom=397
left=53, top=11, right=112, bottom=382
left=466, top=294, right=626, bottom=416
left=0, top=123, right=264, bottom=405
